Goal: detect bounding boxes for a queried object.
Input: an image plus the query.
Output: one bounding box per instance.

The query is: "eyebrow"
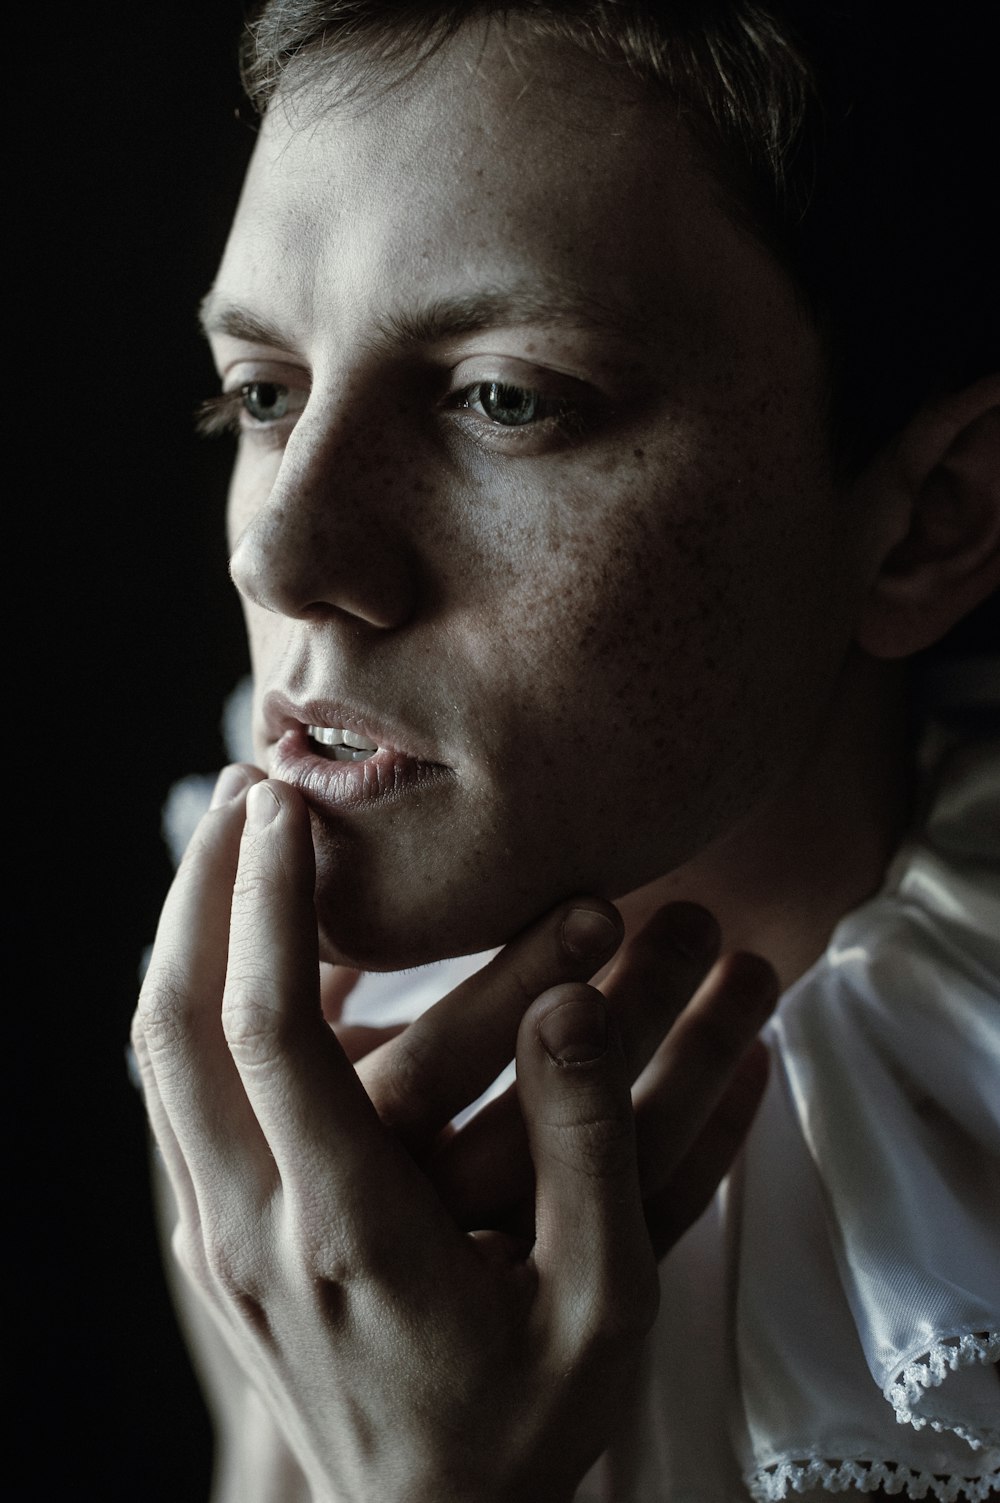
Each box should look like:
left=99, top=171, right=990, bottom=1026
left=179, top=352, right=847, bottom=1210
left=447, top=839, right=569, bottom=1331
left=198, top=280, right=647, bottom=352
left=374, top=284, right=645, bottom=347
left=198, top=296, right=288, bottom=347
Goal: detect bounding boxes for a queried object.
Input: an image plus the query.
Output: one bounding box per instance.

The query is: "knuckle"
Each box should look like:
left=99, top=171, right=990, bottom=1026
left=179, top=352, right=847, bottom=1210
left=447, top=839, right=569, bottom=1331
left=548, top=1099, right=637, bottom=1180
left=282, top=1217, right=371, bottom=1311
left=373, top=1026, right=442, bottom=1126
left=221, top=988, right=284, bottom=1068
left=171, top=1220, right=211, bottom=1291
left=231, top=865, right=296, bottom=919
left=133, top=968, right=195, bottom=1056
left=201, top=1220, right=268, bottom=1308
left=231, top=862, right=280, bottom=906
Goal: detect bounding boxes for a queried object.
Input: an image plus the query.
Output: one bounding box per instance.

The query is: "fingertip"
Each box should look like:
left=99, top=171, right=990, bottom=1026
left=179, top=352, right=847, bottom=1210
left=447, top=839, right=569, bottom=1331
left=209, top=761, right=261, bottom=810
left=240, top=776, right=313, bottom=839
left=246, top=779, right=281, bottom=830
left=559, top=902, right=623, bottom=965
left=535, top=985, right=610, bottom=1064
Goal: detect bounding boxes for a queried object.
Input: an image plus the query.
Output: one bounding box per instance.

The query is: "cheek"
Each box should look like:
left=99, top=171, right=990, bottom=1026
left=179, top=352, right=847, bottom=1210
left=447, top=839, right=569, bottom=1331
left=471, top=433, right=855, bottom=865
left=226, top=443, right=264, bottom=548
left=477, top=458, right=753, bottom=717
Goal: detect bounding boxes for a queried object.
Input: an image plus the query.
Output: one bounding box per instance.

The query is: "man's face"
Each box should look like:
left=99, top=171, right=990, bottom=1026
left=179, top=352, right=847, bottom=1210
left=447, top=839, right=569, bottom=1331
left=205, top=24, right=876, bottom=969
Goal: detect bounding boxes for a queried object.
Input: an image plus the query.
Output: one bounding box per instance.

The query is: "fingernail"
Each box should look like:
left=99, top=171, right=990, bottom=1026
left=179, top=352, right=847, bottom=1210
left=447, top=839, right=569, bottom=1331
left=210, top=764, right=252, bottom=809
left=245, top=781, right=279, bottom=830
left=561, top=907, right=620, bottom=962
left=538, top=992, right=608, bottom=1063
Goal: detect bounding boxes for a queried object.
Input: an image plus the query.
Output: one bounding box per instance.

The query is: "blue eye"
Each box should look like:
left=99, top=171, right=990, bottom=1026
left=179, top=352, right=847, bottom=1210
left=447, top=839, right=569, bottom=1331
left=195, top=380, right=307, bottom=439
left=241, top=381, right=291, bottom=422
left=463, top=382, right=544, bottom=426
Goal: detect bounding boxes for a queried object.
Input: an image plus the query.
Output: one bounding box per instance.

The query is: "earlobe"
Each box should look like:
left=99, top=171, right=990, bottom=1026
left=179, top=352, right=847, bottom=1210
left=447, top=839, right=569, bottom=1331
left=856, top=377, right=1000, bottom=660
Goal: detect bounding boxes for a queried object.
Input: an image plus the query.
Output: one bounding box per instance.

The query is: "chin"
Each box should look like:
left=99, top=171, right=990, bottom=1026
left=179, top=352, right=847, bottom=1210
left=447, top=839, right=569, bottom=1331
left=313, top=895, right=503, bottom=972
left=309, top=835, right=519, bottom=972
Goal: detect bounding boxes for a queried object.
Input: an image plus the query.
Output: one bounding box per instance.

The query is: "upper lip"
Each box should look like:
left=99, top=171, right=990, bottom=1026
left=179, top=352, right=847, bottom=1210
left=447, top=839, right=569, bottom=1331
left=261, top=688, right=444, bottom=763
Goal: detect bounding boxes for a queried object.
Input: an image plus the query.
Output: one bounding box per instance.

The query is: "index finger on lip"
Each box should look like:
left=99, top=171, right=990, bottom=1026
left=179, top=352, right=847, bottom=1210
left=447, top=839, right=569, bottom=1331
left=358, top=899, right=624, bottom=1151
left=133, top=772, right=272, bottom=1194
left=221, top=781, right=449, bottom=1239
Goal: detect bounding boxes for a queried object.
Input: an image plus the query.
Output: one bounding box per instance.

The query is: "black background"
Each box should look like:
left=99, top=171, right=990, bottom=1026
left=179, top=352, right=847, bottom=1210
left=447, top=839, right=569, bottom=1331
left=21, top=6, right=254, bottom=1497
left=16, top=6, right=996, bottom=1499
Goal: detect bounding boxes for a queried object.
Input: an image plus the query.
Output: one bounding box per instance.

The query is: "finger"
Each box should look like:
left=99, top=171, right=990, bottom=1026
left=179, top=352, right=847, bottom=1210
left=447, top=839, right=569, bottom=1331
left=319, top=962, right=361, bottom=1023
left=430, top=946, right=775, bottom=1232
left=427, top=902, right=721, bottom=1226
left=426, top=1079, right=528, bottom=1227
left=331, top=1022, right=408, bottom=1064
left=600, top=902, right=721, bottom=1076
left=632, top=950, right=779, bottom=1194
left=644, top=1039, right=770, bottom=1257
left=221, top=781, right=454, bottom=1253
left=356, top=899, right=623, bottom=1152
left=133, top=764, right=271, bottom=1214
left=519, top=985, right=658, bottom=1353
left=130, top=1016, right=200, bottom=1233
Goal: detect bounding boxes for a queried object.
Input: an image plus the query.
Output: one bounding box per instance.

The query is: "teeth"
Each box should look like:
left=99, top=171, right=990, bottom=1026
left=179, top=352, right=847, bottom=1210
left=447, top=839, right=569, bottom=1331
left=342, top=728, right=379, bottom=751
left=307, top=723, right=380, bottom=756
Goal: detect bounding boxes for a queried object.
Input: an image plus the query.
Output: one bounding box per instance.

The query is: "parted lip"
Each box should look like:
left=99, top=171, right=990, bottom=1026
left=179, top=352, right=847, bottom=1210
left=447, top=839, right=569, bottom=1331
left=261, top=688, right=447, bottom=765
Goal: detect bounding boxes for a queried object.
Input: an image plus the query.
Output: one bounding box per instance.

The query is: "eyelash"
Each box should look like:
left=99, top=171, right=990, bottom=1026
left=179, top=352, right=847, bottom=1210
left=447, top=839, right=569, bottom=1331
left=195, top=378, right=582, bottom=445
left=195, top=383, right=297, bottom=439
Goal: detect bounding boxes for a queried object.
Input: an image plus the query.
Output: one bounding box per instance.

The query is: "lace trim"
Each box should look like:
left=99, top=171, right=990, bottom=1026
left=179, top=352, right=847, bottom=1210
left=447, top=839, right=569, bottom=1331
left=887, top=1331, right=1000, bottom=1448
left=747, top=1455, right=1000, bottom=1502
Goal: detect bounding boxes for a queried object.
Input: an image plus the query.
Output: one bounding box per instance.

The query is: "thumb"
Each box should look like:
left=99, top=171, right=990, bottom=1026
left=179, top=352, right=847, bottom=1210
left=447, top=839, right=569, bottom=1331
left=518, top=985, right=658, bottom=1350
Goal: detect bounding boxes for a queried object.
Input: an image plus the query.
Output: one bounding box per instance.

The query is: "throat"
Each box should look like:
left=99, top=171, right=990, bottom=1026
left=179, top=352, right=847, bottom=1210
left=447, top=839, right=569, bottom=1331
left=615, top=656, right=915, bottom=993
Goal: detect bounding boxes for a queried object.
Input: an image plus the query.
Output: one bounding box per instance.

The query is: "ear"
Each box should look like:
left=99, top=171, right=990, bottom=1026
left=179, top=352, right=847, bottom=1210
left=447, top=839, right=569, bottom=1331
left=856, top=375, right=1000, bottom=660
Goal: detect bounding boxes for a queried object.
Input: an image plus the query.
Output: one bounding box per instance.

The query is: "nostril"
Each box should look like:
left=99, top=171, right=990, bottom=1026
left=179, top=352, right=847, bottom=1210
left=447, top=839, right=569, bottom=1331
left=228, top=508, right=418, bottom=629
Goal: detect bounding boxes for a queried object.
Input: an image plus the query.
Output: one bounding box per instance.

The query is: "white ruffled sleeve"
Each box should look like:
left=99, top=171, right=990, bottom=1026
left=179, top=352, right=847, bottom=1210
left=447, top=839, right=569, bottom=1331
left=586, top=738, right=999, bottom=1502
left=742, top=739, right=999, bottom=1497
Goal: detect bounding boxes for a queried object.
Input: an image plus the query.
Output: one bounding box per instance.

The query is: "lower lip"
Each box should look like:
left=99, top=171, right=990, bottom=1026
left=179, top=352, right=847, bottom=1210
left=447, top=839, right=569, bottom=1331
left=269, top=725, right=450, bottom=812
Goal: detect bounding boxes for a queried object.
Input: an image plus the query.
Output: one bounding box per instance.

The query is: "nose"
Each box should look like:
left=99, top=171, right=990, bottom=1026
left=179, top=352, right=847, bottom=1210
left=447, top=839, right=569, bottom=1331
left=228, top=415, right=419, bottom=629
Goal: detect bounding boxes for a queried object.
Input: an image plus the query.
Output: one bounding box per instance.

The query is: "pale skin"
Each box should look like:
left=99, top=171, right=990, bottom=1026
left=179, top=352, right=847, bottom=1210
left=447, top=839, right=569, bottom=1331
left=133, top=20, right=1000, bottom=1503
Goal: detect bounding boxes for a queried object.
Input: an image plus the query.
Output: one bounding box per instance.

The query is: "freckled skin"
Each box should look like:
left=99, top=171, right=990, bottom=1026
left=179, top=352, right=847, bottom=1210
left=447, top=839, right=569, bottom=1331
left=210, top=24, right=885, bottom=969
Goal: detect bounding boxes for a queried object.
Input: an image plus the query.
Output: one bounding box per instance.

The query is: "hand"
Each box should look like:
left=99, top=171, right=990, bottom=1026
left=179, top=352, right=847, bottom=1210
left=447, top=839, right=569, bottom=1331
left=329, top=904, right=776, bottom=1260
left=132, top=765, right=776, bottom=1503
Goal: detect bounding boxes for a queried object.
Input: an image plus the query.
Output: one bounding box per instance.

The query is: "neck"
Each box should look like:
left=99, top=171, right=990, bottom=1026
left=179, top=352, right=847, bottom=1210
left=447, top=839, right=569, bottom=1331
left=616, top=652, right=915, bottom=993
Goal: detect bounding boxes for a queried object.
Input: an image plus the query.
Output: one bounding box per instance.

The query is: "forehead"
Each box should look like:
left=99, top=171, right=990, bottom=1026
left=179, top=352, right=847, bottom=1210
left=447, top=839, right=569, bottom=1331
left=209, top=23, right=808, bottom=369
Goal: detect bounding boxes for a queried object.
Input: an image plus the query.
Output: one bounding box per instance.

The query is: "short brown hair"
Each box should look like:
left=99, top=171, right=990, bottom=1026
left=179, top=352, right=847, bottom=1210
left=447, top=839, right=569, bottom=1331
left=239, top=0, right=998, bottom=474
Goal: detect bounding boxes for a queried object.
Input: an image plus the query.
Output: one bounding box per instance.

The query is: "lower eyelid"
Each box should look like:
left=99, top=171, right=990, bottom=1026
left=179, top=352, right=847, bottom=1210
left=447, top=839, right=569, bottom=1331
left=448, top=408, right=585, bottom=457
